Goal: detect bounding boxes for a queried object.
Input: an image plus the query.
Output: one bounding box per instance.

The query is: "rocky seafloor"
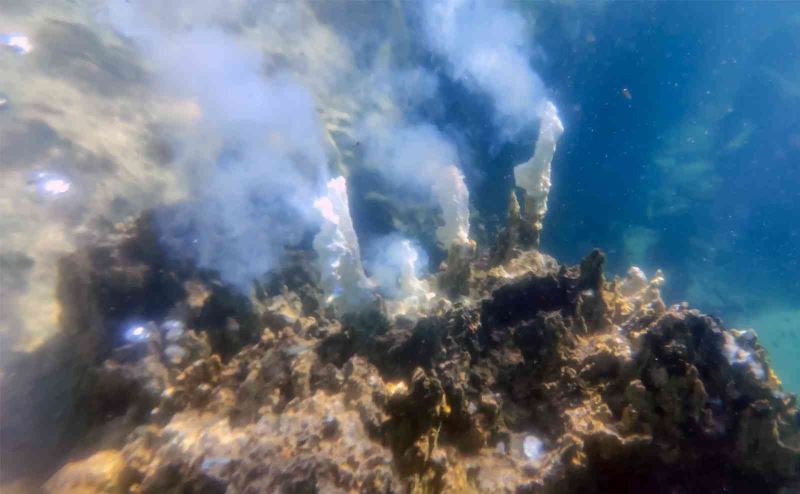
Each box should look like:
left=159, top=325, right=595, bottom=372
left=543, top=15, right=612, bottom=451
left=2, top=213, right=799, bottom=494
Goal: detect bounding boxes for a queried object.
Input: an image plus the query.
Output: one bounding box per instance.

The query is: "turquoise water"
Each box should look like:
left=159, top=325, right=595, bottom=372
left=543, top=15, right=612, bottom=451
left=535, top=2, right=800, bottom=392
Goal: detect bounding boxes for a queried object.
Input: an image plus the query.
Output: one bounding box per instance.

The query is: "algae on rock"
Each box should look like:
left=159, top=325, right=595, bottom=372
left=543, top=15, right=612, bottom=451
left=26, top=210, right=799, bottom=494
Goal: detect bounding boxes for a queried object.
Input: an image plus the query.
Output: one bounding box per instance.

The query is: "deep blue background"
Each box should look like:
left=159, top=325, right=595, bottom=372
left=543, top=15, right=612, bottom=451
left=530, top=2, right=800, bottom=321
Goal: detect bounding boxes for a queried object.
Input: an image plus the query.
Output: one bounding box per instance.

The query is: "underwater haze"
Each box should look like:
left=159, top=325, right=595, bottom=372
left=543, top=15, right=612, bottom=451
left=537, top=2, right=800, bottom=392
left=1, top=0, right=800, bottom=491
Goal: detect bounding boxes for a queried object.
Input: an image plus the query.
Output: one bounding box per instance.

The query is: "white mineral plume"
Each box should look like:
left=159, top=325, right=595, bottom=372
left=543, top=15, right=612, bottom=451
left=313, top=176, right=372, bottom=311
left=431, top=165, right=471, bottom=248
left=513, top=101, right=564, bottom=228
left=618, top=266, right=649, bottom=297
left=396, top=239, right=435, bottom=308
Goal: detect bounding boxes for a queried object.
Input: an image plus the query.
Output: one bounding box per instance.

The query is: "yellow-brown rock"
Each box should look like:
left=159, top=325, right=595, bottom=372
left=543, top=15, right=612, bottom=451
left=44, top=450, right=126, bottom=494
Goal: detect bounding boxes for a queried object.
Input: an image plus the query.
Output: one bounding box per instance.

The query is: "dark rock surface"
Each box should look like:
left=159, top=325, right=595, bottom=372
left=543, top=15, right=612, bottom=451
left=2, top=214, right=798, bottom=493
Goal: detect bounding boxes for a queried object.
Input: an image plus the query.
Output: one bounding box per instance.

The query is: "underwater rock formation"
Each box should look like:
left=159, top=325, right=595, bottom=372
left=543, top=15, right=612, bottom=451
left=431, top=165, right=471, bottom=250
left=431, top=164, right=475, bottom=301
left=513, top=101, right=564, bottom=249
left=314, top=176, right=374, bottom=313
left=2, top=210, right=799, bottom=494
left=387, top=239, right=436, bottom=317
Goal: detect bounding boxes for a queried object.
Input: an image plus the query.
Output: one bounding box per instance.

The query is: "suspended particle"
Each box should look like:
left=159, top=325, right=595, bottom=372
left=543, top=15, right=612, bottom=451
left=161, top=319, right=185, bottom=341
left=1, top=34, right=33, bottom=55
left=124, top=324, right=151, bottom=343
left=30, top=171, right=72, bottom=196
left=523, top=435, right=544, bottom=461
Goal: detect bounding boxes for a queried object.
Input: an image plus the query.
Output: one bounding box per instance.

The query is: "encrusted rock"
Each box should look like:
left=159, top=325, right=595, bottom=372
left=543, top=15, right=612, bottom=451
left=13, top=211, right=796, bottom=494
left=438, top=240, right=477, bottom=299
left=43, top=450, right=127, bottom=494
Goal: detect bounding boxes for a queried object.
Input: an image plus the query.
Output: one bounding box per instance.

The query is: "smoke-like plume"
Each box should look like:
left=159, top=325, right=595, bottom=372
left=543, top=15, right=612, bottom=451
left=0, top=0, right=559, bottom=354
left=104, top=0, right=545, bottom=295
left=108, top=1, right=329, bottom=290
left=363, top=234, right=434, bottom=317
left=360, top=117, right=470, bottom=248
left=365, top=235, right=431, bottom=297
left=421, top=0, right=547, bottom=137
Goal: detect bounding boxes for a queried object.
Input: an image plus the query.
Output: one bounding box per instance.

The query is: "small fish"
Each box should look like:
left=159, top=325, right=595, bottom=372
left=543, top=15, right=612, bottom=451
left=622, top=87, right=632, bottom=100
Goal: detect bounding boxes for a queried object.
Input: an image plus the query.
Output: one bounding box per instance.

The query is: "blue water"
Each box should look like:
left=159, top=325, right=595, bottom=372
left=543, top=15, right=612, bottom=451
left=537, top=3, right=800, bottom=390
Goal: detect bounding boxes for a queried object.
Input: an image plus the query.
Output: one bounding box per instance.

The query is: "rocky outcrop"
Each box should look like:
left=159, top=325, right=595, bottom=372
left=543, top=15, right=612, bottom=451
left=4, top=213, right=798, bottom=493
left=0, top=215, right=258, bottom=483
